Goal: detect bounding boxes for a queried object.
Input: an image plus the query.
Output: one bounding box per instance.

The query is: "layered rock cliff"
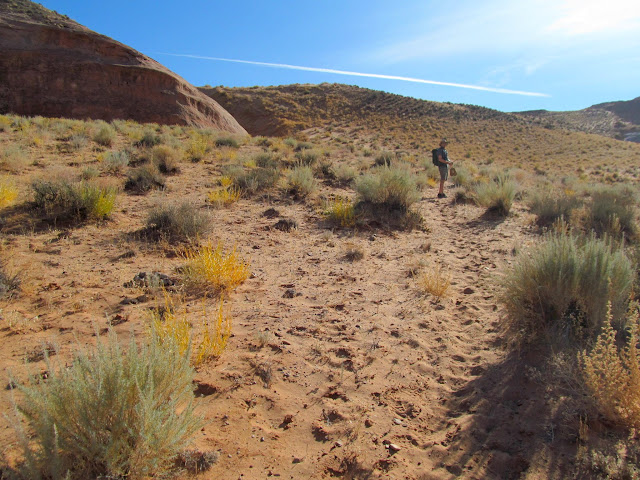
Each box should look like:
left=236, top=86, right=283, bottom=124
left=0, top=0, right=246, bottom=133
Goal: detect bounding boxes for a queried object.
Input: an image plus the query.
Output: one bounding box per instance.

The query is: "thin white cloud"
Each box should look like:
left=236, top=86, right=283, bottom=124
left=157, top=53, right=550, bottom=97
left=547, top=0, right=640, bottom=35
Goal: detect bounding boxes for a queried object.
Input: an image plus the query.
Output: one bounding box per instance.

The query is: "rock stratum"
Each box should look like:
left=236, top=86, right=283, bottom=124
left=0, top=0, right=246, bottom=133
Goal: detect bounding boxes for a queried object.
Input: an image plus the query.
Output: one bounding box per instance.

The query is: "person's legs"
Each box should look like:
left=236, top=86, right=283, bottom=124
left=438, top=165, right=448, bottom=197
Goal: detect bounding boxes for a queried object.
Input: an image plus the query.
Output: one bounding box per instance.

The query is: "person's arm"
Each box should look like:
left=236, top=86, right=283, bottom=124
left=438, top=151, right=453, bottom=165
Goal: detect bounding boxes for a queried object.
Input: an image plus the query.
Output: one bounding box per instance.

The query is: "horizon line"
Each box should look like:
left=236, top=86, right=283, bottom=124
left=156, top=53, right=551, bottom=98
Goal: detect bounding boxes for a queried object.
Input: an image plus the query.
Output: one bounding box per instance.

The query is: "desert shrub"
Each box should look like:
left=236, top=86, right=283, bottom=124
left=151, top=145, right=180, bottom=174
left=355, top=164, right=420, bottom=211
left=585, top=185, right=637, bottom=241
left=11, top=329, right=201, bottom=479
left=145, top=202, right=210, bottom=242
left=124, top=165, right=165, bottom=194
left=227, top=166, right=280, bottom=195
left=333, top=163, right=356, bottom=185
left=286, top=165, right=316, bottom=198
left=215, top=136, right=240, bottom=148
left=374, top=151, right=394, bottom=167
left=474, top=172, right=517, bottom=215
left=207, top=184, right=241, bottom=208
left=0, top=144, right=28, bottom=172
left=182, top=242, right=249, bottom=293
left=194, top=298, right=232, bottom=365
left=324, top=196, right=356, bottom=227
left=31, top=180, right=117, bottom=221
left=528, top=187, right=583, bottom=227
left=0, top=261, right=20, bottom=299
left=294, top=149, right=320, bottom=166
left=254, top=152, right=281, bottom=169
left=419, top=261, right=451, bottom=299
left=581, top=305, right=640, bottom=430
left=253, top=136, right=272, bottom=147
left=186, top=134, right=210, bottom=162
left=80, top=166, right=100, bottom=180
left=0, top=176, right=18, bottom=208
left=450, top=164, right=474, bottom=188
left=69, top=133, right=89, bottom=151
left=501, top=229, right=635, bottom=344
left=92, top=123, right=116, bottom=147
left=294, top=140, right=312, bottom=151
left=136, top=128, right=161, bottom=148
left=102, top=149, right=130, bottom=174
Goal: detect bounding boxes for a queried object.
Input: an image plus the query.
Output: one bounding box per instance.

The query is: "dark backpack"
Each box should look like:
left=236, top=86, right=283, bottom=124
left=432, top=148, right=440, bottom=166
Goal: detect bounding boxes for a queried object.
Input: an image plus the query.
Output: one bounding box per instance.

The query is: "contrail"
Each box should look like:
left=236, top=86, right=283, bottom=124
left=157, top=53, right=550, bottom=98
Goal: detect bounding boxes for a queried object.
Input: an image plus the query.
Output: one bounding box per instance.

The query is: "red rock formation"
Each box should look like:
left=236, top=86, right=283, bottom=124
left=0, top=0, right=246, bottom=133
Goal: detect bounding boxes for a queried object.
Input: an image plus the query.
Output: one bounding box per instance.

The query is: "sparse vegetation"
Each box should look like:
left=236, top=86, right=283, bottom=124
left=182, top=242, right=250, bottom=293
left=419, top=261, right=451, bottom=299
left=474, top=172, right=518, bottom=215
left=31, top=179, right=117, bottom=222
left=145, top=201, right=210, bottom=242
left=324, top=196, right=356, bottom=227
left=125, top=165, right=166, bottom=193
left=92, top=122, right=116, bottom=147
left=528, top=187, right=583, bottom=227
left=285, top=165, right=317, bottom=198
left=0, top=176, right=18, bottom=208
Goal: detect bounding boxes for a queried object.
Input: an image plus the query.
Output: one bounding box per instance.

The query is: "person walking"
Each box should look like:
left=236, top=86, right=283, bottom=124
left=436, top=139, right=453, bottom=198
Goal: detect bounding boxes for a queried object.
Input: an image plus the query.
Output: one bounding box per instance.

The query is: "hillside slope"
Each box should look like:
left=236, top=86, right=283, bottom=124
left=0, top=0, right=246, bottom=133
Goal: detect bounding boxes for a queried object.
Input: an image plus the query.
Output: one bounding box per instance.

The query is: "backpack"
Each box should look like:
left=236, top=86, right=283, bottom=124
left=432, top=148, right=440, bottom=166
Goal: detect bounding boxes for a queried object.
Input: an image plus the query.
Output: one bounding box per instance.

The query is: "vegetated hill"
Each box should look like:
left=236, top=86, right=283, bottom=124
left=0, top=0, right=246, bottom=133
left=202, top=83, right=640, bottom=177
left=516, top=97, right=640, bottom=142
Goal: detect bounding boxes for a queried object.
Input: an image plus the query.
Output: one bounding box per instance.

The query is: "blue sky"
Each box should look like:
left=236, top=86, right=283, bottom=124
left=37, top=0, right=640, bottom=113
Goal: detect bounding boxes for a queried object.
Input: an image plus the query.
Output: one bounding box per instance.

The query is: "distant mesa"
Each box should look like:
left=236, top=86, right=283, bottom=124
left=0, top=0, right=246, bottom=133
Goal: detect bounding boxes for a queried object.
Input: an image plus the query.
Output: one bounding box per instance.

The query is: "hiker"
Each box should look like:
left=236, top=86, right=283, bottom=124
left=436, top=139, right=453, bottom=198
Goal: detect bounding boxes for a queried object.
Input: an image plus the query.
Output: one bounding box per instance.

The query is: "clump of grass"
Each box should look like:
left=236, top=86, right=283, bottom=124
left=194, top=298, right=232, bottom=365
left=0, top=261, right=20, bottom=299
left=31, top=180, right=117, bottom=221
left=294, top=149, right=320, bottom=166
left=124, top=165, right=166, bottom=194
left=581, top=304, right=640, bottom=430
left=11, top=329, right=201, bottom=479
left=254, top=152, right=282, bottom=169
left=136, top=128, right=161, bottom=148
left=374, top=151, right=394, bottom=167
left=286, top=165, right=317, bottom=198
left=474, top=172, right=518, bottom=215
left=0, top=176, right=18, bottom=208
left=182, top=242, right=250, bottom=293
left=324, top=196, right=356, bottom=227
left=343, top=242, right=365, bottom=262
left=151, top=145, right=180, bottom=174
left=355, top=164, right=420, bottom=211
left=226, top=166, right=280, bottom=196
left=150, top=293, right=191, bottom=358
left=207, top=182, right=241, bottom=208
left=92, top=122, right=117, bottom=147
left=528, top=187, right=583, bottom=227
left=585, top=185, right=637, bottom=241
left=418, top=261, right=451, bottom=299
left=333, top=164, right=356, bottom=185
left=186, top=134, right=210, bottom=162
left=501, top=228, right=635, bottom=345
left=145, top=202, right=210, bottom=242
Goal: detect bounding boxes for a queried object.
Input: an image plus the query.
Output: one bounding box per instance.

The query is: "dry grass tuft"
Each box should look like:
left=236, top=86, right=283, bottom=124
left=418, top=261, right=451, bottom=299
left=182, top=242, right=250, bottom=293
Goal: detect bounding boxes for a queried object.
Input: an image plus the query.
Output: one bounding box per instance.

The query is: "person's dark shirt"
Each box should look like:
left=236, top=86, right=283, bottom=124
left=437, top=147, right=448, bottom=165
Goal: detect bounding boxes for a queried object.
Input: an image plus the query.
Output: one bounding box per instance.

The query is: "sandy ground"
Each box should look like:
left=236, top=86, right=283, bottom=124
left=0, top=143, right=589, bottom=479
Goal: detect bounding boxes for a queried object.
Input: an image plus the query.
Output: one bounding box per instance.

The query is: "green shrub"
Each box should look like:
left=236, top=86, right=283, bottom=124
left=215, top=137, right=239, bottom=148
left=136, top=128, right=161, bottom=148
left=334, top=163, right=356, bottom=185
left=355, top=165, right=420, bottom=211
left=286, top=165, right=317, bottom=198
left=102, top=150, right=130, bottom=174
left=31, top=180, right=117, bottom=221
left=125, top=165, right=165, bottom=194
left=374, top=151, right=394, bottom=167
left=92, top=123, right=116, bottom=147
left=226, top=166, right=280, bottom=195
left=451, top=164, right=474, bottom=188
left=12, top=329, right=201, bottom=479
left=254, top=152, right=281, bottom=170
left=474, top=173, right=517, bottom=215
left=586, top=185, right=637, bottom=241
left=145, top=202, right=210, bottom=242
left=294, top=150, right=319, bottom=166
left=528, top=187, right=583, bottom=227
left=501, top=229, right=635, bottom=344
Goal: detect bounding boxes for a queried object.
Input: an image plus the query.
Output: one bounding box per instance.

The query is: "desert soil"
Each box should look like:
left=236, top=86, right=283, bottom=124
left=0, top=146, right=582, bottom=479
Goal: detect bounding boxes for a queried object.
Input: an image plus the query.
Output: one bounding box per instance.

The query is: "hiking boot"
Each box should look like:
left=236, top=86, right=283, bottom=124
left=437, top=193, right=447, bottom=198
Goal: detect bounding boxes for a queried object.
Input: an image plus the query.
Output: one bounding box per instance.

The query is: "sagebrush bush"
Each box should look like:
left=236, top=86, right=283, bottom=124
left=474, top=172, right=517, bottom=215
left=182, top=242, right=250, bottom=293
left=136, top=128, right=161, bottom=148
left=102, top=149, right=130, bottom=174
left=585, top=185, right=637, bottom=241
left=286, top=165, right=317, bottom=198
left=501, top=229, right=635, bottom=344
left=0, top=176, right=18, bottom=208
left=146, top=202, right=210, bottom=242
left=355, top=164, right=420, bottom=211
left=333, top=163, right=356, bottom=185
left=31, top=180, right=117, bottom=221
left=528, top=187, right=583, bottom=227
left=227, top=166, right=280, bottom=195
left=12, top=329, right=201, bottom=479
left=374, top=151, right=394, bottom=167
left=294, top=150, right=319, bottom=166
left=581, top=305, right=640, bottom=430
left=124, top=165, right=165, bottom=194
left=215, top=136, right=240, bottom=148
left=186, top=134, right=210, bottom=162
left=92, top=123, right=116, bottom=147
